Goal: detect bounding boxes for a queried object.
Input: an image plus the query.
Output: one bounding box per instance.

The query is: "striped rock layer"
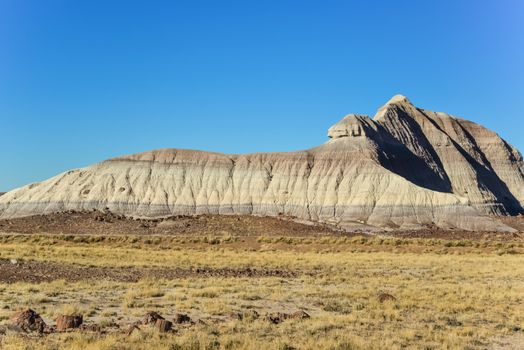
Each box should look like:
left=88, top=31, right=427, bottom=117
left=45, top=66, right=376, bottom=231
left=1, top=95, right=523, bottom=232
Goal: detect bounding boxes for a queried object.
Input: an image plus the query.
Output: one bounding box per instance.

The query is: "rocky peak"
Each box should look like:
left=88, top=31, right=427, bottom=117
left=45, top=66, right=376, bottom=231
left=327, top=114, right=375, bottom=139
left=386, top=94, right=411, bottom=105
left=373, top=94, right=416, bottom=122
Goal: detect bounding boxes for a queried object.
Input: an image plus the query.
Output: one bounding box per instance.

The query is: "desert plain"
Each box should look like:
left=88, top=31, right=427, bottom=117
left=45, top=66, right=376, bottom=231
left=0, top=211, right=523, bottom=350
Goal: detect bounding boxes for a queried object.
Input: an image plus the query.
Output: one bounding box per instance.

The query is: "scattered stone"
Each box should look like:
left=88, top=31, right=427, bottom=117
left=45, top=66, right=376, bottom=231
left=155, top=319, right=173, bottom=333
left=445, top=318, right=463, bottom=327
left=173, top=313, right=191, bottom=324
left=141, top=311, right=164, bottom=325
left=377, top=292, right=397, bottom=303
left=81, top=324, right=101, bottom=332
left=197, top=319, right=208, bottom=326
left=9, top=259, right=18, bottom=265
left=266, top=312, right=288, bottom=324
left=266, top=310, right=309, bottom=324
left=56, top=314, right=83, bottom=331
left=226, top=310, right=262, bottom=322
left=289, top=310, right=310, bottom=319
left=9, top=309, right=47, bottom=333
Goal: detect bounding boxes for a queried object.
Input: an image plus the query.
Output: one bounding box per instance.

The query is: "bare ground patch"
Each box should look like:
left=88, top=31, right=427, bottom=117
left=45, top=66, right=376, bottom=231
left=1, top=210, right=522, bottom=240
left=0, top=211, right=342, bottom=237
left=0, top=258, right=297, bottom=283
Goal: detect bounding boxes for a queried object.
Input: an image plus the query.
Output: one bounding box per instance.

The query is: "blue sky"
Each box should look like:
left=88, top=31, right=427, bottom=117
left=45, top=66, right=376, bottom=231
left=1, top=0, right=523, bottom=191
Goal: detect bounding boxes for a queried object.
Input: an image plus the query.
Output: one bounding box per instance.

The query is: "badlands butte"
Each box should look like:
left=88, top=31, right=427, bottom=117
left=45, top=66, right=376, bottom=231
left=1, top=95, right=523, bottom=233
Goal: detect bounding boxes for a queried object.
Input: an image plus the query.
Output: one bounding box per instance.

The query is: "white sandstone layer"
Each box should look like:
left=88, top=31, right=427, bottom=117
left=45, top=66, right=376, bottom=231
left=1, top=95, right=522, bottom=232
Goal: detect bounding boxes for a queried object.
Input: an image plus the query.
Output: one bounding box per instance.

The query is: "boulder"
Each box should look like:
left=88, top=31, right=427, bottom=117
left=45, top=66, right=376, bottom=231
left=173, top=313, right=191, bottom=324
left=141, top=311, right=164, bottom=325
left=9, top=309, right=46, bottom=333
left=155, top=319, right=173, bottom=333
left=227, top=310, right=259, bottom=321
left=56, top=314, right=83, bottom=331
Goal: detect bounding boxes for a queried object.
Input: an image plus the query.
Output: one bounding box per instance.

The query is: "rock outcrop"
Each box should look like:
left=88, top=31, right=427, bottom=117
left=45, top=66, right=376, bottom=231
left=56, top=315, right=83, bottom=331
left=1, top=95, right=522, bottom=232
left=9, top=309, right=47, bottom=333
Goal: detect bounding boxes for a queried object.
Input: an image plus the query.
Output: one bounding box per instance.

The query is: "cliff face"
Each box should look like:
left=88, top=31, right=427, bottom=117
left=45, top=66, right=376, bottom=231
left=1, top=95, right=523, bottom=232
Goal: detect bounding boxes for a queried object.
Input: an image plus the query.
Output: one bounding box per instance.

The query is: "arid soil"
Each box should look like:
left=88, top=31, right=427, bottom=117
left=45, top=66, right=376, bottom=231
left=0, top=258, right=297, bottom=283
left=0, top=212, right=522, bottom=349
left=0, top=210, right=522, bottom=239
left=0, top=210, right=342, bottom=237
left=0, top=211, right=522, bottom=287
left=500, top=216, right=524, bottom=232
left=381, top=226, right=522, bottom=240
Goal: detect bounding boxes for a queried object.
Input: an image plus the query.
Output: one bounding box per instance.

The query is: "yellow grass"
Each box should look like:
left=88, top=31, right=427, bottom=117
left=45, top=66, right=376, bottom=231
left=0, top=234, right=523, bottom=349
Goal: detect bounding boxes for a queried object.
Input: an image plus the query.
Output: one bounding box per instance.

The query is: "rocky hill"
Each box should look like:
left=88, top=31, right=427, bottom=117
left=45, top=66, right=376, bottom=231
left=1, top=95, right=522, bottom=232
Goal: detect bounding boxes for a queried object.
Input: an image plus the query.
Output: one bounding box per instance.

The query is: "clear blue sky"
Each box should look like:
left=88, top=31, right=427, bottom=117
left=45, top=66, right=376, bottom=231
left=1, top=0, right=523, bottom=191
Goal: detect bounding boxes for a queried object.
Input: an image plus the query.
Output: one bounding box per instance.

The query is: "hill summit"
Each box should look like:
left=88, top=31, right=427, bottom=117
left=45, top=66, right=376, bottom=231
left=1, top=96, right=523, bottom=232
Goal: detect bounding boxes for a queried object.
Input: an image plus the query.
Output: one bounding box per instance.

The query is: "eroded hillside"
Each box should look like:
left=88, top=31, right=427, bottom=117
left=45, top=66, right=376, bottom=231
left=1, top=95, right=522, bottom=232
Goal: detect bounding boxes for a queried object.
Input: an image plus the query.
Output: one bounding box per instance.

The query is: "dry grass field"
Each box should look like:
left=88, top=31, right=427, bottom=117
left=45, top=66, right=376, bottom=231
left=0, top=214, right=523, bottom=349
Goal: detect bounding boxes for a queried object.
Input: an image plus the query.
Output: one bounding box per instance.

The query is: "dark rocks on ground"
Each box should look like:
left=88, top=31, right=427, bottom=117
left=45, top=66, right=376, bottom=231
left=266, top=310, right=310, bottom=324
left=0, top=258, right=299, bottom=284
left=228, top=309, right=260, bottom=321
left=9, top=309, right=47, bottom=333
left=289, top=310, right=310, bottom=319
left=141, top=311, right=164, bottom=325
left=445, top=317, right=463, bottom=327
left=0, top=210, right=342, bottom=239
left=266, top=312, right=289, bottom=324
left=377, top=292, right=397, bottom=303
left=81, top=324, right=101, bottom=332
left=155, top=319, right=173, bottom=333
left=136, top=311, right=176, bottom=333
left=173, top=313, right=191, bottom=324
left=56, top=314, right=83, bottom=331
